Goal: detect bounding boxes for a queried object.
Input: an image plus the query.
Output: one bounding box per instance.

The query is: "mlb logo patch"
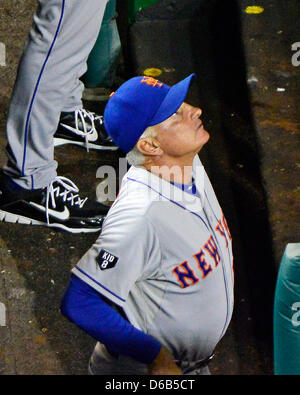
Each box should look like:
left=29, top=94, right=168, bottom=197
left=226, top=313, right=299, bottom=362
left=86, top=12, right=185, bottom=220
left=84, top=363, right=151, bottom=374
left=97, top=249, right=119, bottom=271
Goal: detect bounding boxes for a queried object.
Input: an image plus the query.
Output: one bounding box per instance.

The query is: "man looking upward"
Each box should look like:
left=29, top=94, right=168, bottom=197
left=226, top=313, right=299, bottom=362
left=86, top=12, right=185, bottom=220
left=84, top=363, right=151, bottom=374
left=61, top=74, right=234, bottom=375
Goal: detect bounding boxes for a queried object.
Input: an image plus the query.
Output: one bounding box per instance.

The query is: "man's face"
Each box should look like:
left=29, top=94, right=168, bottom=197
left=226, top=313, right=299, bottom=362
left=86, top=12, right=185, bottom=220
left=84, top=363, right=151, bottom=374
left=154, top=102, right=209, bottom=158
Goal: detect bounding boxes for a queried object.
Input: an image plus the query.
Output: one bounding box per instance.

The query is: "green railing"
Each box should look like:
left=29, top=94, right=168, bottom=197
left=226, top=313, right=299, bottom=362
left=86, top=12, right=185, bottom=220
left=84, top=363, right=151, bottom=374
left=274, top=243, right=300, bottom=374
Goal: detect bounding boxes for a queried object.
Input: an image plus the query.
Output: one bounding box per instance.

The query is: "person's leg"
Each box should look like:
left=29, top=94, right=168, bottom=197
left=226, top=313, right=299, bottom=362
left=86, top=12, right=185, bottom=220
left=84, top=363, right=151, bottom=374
left=0, top=0, right=111, bottom=233
left=54, top=0, right=119, bottom=153
left=3, top=0, right=109, bottom=190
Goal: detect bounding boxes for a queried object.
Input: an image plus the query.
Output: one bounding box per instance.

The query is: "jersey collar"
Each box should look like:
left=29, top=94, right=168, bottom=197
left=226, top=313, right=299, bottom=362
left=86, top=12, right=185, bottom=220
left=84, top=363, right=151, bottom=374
left=124, top=155, right=206, bottom=213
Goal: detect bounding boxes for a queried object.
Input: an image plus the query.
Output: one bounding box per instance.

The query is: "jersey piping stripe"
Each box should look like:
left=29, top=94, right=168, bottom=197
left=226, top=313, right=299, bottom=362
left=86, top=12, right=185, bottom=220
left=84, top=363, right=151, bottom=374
left=74, top=266, right=126, bottom=303
left=21, top=0, right=66, bottom=187
left=204, top=190, right=233, bottom=277
left=126, top=177, right=211, bottom=232
left=204, top=190, right=232, bottom=339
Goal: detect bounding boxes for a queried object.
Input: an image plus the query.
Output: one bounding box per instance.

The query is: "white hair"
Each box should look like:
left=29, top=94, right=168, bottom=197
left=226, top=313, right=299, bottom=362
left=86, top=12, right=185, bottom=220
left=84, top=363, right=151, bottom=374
left=126, top=126, right=157, bottom=166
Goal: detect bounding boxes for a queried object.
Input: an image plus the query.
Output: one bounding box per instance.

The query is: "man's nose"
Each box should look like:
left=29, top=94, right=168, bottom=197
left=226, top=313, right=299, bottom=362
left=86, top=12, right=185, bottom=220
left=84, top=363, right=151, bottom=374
left=191, top=106, right=202, bottom=119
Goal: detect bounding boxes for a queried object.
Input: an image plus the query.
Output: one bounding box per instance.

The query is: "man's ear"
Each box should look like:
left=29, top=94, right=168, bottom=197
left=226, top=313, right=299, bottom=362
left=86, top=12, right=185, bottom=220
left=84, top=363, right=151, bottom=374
left=137, top=138, right=163, bottom=156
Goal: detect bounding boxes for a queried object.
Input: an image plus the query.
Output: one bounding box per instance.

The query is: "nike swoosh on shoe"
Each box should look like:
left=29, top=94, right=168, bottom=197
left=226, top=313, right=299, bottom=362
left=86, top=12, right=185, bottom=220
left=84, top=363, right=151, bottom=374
left=29, top=202, right=70, bottom=221
left=60, top=123, right=98, bottom=142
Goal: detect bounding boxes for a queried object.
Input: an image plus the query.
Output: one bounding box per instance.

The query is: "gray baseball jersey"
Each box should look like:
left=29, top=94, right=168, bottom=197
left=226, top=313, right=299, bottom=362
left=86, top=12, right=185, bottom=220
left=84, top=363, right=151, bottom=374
left=4, top=0, right=108, bottom=189
left=73, top=155, right=234, bottom=367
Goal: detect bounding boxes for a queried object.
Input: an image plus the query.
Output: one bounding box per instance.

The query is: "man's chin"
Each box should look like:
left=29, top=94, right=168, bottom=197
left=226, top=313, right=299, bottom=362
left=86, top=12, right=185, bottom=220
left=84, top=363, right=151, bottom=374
left=196, top=131, right=210, bottom=152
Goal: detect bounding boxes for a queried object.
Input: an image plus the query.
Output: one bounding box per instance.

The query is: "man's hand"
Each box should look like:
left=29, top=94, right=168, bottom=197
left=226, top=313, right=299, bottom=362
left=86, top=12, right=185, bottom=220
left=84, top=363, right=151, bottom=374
left=148, top=346, right=182, bottom=375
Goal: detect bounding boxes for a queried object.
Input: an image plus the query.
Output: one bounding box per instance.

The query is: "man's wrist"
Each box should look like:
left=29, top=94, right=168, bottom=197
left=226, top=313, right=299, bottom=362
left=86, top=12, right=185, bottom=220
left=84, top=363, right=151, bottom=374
left=148, top=346, right=182, bottom=375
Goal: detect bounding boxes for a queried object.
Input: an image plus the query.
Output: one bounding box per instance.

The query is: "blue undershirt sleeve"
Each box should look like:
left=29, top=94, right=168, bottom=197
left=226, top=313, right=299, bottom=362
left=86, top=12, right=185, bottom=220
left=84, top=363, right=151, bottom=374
left=60, top=274, right=162, bottom=365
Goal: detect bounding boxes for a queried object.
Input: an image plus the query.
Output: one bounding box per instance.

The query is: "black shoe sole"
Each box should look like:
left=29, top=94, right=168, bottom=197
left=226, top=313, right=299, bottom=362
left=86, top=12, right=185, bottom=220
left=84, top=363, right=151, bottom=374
left=54, top=137, right=118, bottom=151
left=0, top=209, right=103, bottom=234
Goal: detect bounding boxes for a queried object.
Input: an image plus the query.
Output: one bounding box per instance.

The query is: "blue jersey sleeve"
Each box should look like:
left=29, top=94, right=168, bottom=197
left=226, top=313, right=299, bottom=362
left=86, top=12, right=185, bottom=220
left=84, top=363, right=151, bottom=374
left=60, top=274, right=161, bottom=365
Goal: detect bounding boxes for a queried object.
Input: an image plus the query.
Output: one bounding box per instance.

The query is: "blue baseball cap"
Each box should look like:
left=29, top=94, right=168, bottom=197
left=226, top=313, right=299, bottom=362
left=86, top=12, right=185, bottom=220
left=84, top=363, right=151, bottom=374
left=104, top=74, right=195, bottom=153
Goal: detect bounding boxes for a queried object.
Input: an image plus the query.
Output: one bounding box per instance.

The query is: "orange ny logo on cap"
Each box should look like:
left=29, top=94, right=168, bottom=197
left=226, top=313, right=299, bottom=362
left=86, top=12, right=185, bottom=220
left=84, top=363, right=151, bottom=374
left=141, top=76, right=163, bottom=88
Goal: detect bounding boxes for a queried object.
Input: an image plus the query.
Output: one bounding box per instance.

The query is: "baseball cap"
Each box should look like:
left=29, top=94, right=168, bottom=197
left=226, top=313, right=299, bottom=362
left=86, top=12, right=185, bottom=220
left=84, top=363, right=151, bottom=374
left=104, top=74, right=195, bottom=153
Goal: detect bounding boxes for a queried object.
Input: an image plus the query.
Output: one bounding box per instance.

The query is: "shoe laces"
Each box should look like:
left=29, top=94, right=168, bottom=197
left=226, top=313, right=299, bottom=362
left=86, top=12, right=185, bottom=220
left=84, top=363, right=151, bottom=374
left=45, top=176, right=87, bottom=224
left=74, top=109, right=103, bottom=152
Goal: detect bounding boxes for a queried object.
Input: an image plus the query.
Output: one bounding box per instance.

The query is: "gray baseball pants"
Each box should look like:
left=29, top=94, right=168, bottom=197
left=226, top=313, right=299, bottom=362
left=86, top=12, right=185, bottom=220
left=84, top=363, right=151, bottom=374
left=3, top=0, right=108, bottom=189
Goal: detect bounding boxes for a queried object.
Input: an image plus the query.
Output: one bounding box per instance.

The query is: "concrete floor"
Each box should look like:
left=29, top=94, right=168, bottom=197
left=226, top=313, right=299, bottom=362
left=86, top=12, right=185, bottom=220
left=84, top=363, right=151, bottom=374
left=0, top=0, right=299, bottom=375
